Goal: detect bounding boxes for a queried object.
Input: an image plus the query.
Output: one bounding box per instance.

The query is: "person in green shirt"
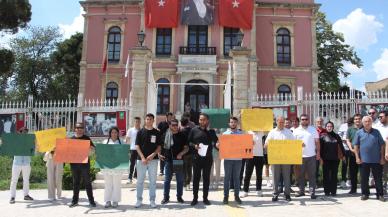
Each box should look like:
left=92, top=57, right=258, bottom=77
left=346, top=113, right=362, bottom=194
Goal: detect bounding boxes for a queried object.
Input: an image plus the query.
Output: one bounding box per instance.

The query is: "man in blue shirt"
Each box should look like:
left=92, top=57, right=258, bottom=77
left=353, top=116, right=385, bottom=202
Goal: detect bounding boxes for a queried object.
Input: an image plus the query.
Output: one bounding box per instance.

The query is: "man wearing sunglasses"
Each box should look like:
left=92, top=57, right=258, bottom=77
left=376, top=111, right=388, bottom=194
left=293, top=114, right=320, bottom=199
left=368, top=108, right=381, bottom=128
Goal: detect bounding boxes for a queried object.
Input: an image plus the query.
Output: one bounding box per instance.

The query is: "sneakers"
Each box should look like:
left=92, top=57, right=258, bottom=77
left=235, top=196, right=242, bottom=204
left=257, top=190, right=263, bottom=197
left=177, top=197, right=184, bottom=203
left=340, top=181, right=347, bottom=189
left=135, top=200, right=142, bottom=208
left=272, top=195, right=278, bottom=202
left=223, top=196, right=228, bottom=204
left=127, top=179, right=133, bottom=184
left=346, top=180, right=351, bottom=187
left=310, top=194, right=317, bottom=199
left=9, top=197, right=15, bottom=204
left=285, top=195, right=291, bottom=201
left=69, top=201, right=78, bottom=208
left=150, top=201, right=157, bottom=208
left=266, top=180, right=272, bottom=188
left=89, top=201, right=97, bottom=207
left=378, top=196, right=386, bottom=202
left=105, top=201, right=112, bottom=208
left=241, top=191, right=248, bottom=198
left=112, top=202, right=118, bottom=208
left=24, top=195, right=34, bottom=200
left=161, top=198, right=169, bottom=204
left=203, top=199, right=211, bottom=205
left=190, top=199, right=198, bottom=206
left=361, top=195, right=369, bottom=201
left=295, top=192, right=305, bottom=197
left=348, top=190, right=357, bottom=195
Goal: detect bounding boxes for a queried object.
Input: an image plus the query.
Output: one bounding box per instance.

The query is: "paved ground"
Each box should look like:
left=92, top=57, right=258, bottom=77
left=1, top=185, right=388, bottom=217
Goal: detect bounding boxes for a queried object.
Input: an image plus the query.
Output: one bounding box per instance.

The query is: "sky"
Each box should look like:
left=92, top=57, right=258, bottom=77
left=1, top=0, right=388, bottom=92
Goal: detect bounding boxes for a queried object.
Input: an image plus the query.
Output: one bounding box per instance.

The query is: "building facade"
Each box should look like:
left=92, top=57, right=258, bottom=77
left=79, top=0, right=319, bottom=120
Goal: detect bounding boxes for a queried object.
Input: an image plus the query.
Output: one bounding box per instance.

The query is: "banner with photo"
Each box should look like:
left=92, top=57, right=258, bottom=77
left=181, top=0, right=214, bottom=25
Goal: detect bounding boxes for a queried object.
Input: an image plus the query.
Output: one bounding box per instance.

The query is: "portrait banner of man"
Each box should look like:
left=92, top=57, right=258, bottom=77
left=181, top=0, right=214, bottom=25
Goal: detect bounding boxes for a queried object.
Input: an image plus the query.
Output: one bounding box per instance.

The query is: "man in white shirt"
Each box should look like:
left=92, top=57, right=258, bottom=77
left=265, top=116, right=295, bottom=202
left=369, top=108, right=381, bottom=128
left=293, top=114, right=320, bottom=199
left=377, top=111, right=388, bottom=194
left=126, top=117, right=141, bottom=183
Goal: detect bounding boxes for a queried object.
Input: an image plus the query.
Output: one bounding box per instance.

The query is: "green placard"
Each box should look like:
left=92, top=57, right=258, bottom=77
left=95, top=143, right=130, bottom=169
left=200, top=108, right=231, bottom=129
left=0, top=133, right=35, bottom=156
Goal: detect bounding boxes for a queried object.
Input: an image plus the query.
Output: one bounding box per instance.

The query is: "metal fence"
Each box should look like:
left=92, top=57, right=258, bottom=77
left=0, top=97, right=131, bottom=135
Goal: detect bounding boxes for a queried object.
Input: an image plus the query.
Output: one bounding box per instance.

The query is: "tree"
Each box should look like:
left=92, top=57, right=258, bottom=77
left=0, top=0, right=32, bottom=34
left=49, top=32, right=83, bottom=100
left=316, top=11, right=362, bottom=92
left=9, top=26, right=62, bottom=100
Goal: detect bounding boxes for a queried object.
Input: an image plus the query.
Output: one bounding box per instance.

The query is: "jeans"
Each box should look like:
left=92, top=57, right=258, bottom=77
left=230, top=159, right=246, bottom=189
left=224, top=160, right=242, bottom=197
left=360, top=163, right=383, bottom=196
left=70, top=164, right=94, bottom=203
left=136, top=159, right=158, bottom=202
left=323, top=160, right=339, bottom=195
left=183, top=154, right=193, bottom=186
left=243, top=156, right=264, bottom=192
left=193, top=157, right=212, bottom=200
left=299, top=156, right=316, bottom=194
left=128, top=150, right=137, bottom=179
left=163, top=161, right=184, bottom=199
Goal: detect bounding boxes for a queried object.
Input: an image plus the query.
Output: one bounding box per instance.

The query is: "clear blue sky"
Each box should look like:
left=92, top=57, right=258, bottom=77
left=23, top=0, right=388, bottom=91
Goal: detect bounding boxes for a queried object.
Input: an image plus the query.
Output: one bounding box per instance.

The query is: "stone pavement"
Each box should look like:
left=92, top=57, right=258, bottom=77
left=1, top=185, right=388, bottom=217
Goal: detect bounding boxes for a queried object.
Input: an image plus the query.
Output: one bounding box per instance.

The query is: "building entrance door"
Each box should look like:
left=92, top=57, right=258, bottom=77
left=184, top=80, right=209, bottom=124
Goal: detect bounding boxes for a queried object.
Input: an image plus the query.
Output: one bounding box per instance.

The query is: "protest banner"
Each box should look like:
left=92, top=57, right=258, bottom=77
left=267, top=139, right=303, bottom=165
left=35, top=128, right=66, bottom=152
left=219, top=134, right=253, bottom=159
left=54, top=139, right=90, bottom=163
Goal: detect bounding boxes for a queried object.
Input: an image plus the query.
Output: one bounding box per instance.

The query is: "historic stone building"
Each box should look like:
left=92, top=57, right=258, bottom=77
left=79, top=0, right=319, bottom=120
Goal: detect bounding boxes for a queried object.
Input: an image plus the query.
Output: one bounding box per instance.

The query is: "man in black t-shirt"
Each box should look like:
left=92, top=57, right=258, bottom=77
left=135, top=113, right=162, bottom=208
left=188, top=113, right=218, bottom=206
left=157, top=112, right=173, bottom=175
left=69, top=122, right=96, bottom=208
left=181, top=117, right=194, bottom=190
left=159, top=119, right=189, bottom=204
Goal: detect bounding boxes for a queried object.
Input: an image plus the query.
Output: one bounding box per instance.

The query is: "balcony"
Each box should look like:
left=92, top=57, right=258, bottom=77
left=179, top=46, right=216, bottom=55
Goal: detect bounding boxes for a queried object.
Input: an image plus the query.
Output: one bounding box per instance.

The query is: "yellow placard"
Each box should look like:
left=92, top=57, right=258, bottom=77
left=35, top=128, right=66, bottom=152
left=241, top=109, right=273, bottom=131
left=268, top=140, right=303, bottom=165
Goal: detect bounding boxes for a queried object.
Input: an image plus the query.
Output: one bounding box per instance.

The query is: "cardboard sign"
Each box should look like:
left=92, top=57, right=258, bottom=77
left=95, top=143, right=130, bottom=169
left=54, top=139, right=90, bottom=163
left=35, top=128, right=66, bottom=152
left=267, top=140, right=303, bottom=165
left=0, top=133, right=35, bottom=156
left=201, top=108, right=230, bottom=129
left=219, top=134, right=253, bottom=159
left=241, top=109, right=273, bottom=132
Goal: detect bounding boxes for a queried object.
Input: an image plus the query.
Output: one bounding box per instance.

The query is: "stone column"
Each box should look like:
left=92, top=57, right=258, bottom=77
left=311, top=6, right=320, bottom=93
left=129, top=47, right=151, bottom=125
left=230, top=48, right=252, bottom=117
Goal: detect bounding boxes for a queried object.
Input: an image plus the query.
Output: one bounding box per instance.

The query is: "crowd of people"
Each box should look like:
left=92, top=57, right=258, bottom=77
left=8, top=108, right=388, bottom=208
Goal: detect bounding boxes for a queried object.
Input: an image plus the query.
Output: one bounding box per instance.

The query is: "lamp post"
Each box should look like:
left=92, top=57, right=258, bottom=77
left=137, top=30, right=146, bottom=47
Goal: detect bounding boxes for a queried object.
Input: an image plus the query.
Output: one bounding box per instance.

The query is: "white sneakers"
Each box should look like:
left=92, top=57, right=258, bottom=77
left=135, top=201, right=142, bottom=208
left=266, top=180, right=273, bottom=188
left=240, top=191, right=263, bottom=198
left=241, top=192, right=249, bottom=198
left=150, top=201, right=157, bottom=208
left=340, top=181, right=347, bottom=189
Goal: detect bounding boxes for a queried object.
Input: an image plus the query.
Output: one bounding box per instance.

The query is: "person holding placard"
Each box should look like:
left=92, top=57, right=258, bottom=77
left=9, top=127, right=34, bottom=204
left=159, top=119, right=189, bottom=204
left=126, top=117, right=141, bottom=183
left=43, top=149, right=63, bottom=202
left=188, top=113, right=218, bottom=206
left=220, top=117, right=243, bottom=204
left=69, top=122, right=96, bottom=208
left=102, top=127, right=125, bottom=208
left=265, top=116, right=295, bottom=202
left=135, top=113, right=162, bottom=208
left=320, top=121, right=345, bottom=196
left=293, top=114, right=320, bottom=199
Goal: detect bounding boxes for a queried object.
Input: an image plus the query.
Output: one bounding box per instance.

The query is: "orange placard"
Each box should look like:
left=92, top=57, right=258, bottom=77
left=219, top=134, right=254, bottom=159
left=54, top=139, right=90, bottom=163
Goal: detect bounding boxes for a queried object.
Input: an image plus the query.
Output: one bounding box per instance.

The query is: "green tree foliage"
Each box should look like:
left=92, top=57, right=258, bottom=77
left=9, top=26, right=62, bottom=100
left=0, top=0, right=31, bottom=33
left=49, top=32, right=83, bottom=100
left=316, top=11, right=363, bottom=92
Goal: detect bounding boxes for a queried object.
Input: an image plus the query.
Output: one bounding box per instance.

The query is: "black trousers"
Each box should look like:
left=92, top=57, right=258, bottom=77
left=160, top=159, right=165, bottom=174
left=323, top=160, right=339, bottom=194
left=349, top=154, right=359, bottom=192
left=341, top=150, right=351, bottom=181
left=70, top=164, right=94, bottom=203
left=128, top=150, right=137, bottom=179
left=361, top=163, right=383, bottom=196
left=192, top=157, right=212, bottom=200
left=243, top=156, right=265, bottom=192
left=183, top=154, right=193, bottom=186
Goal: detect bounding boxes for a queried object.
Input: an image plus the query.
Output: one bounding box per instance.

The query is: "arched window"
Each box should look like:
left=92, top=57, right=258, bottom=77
left=107, top=26, right=121, bottom=63
left=106, top=82, right=118, bottom=102
left=278, top=84, right=291, bottom=100
left=157, top=78, right=170, bottom=115
left=276, top=28, right=291, bottom=65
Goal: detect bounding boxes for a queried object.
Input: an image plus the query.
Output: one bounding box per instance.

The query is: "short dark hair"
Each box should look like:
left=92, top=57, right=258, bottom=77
left=300, top=114, right=308, bottom=119
left=180, top=117, right=189, bottom=126
left=146, top=113, right=155, bottom=119
left=353, top=113, right=362, bottom=119
left=182, top=112, right=191, bottom=118
left=169, top=119, right=179, bottom=125
left=347, top=117, right=354, bottom=125
left=166, top=112, right=173, bottom=117
left=134, top=117, right=141, bottom=121
left=199, top=112, right=209, bottom=120
left=230, top=116, right=238, bottom=122
left=379, top=110, right=388, bottom=116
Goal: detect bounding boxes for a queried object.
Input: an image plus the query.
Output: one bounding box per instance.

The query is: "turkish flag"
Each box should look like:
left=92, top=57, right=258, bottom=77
left=145, top=0, right=179, bottom=28
left=219, top=0, right=253, bottom=29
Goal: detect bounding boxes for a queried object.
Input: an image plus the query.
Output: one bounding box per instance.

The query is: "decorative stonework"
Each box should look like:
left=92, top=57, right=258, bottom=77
left=273, top=76, right=296, bottom=95
left=272, top=21, right=295, bottom=67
